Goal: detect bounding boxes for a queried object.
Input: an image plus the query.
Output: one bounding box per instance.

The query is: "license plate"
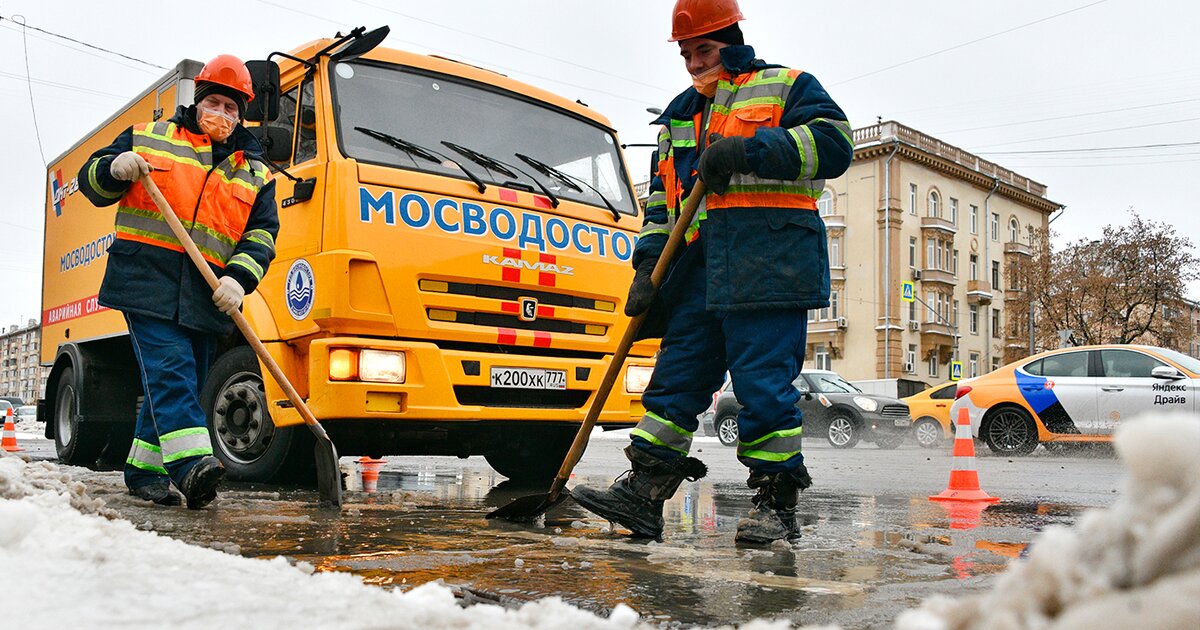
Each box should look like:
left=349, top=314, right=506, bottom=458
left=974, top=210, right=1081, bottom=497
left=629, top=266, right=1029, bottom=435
left=490, top=367, right=567, bottom=390
left=894, top=418, right=910, bottom=427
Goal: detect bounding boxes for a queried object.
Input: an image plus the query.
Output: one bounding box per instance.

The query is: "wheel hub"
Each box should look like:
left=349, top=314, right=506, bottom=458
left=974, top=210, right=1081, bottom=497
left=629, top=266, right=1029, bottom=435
left=213, top=379, right=272, bottom=463
left=718, top=418, right=739, bottom=444
left=829, top=418, right=852, bottom=446
left=916, top=421, right=940, bottom=446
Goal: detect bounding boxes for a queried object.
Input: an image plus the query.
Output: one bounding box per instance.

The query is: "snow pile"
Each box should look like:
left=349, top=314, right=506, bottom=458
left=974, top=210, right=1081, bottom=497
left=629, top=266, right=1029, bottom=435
left=899, top=414, right=1200, bottom=630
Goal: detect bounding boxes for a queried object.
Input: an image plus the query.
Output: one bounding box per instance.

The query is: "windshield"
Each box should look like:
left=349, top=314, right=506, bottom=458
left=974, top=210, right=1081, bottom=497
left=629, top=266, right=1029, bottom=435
left=802, top=372, right=863, bottom=394
left=331, top=60, right=638, bottom=216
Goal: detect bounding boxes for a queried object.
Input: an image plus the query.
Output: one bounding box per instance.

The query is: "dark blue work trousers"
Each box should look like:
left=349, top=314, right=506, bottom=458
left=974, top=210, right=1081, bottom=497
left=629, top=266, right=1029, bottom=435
left=634, top=254, right=809, bottom=474
left=123, top=313, right=217, bottom=490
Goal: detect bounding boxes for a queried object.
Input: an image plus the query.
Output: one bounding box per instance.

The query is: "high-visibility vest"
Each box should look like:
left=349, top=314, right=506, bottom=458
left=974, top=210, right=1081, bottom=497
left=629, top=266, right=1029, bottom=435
left=657, top=67, right=825, bottom=243
left=115, top=121, right=270, bottom=268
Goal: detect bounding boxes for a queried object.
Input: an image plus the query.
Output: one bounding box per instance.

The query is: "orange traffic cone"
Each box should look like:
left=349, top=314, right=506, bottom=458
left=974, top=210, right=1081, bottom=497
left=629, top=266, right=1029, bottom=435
left=358, top=456, right=386, bottom=493
left=2, top=408, right=22, bottom=452
left=930, top=408, right=998, bottom=504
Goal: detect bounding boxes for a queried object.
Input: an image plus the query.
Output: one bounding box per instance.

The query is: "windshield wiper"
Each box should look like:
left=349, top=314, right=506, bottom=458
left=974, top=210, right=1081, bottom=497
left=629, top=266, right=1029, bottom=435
left=515, top=152, right=620, bottom=221
left=442, top=141, right=560, bottom=208
left=355, top=126, right=486, bottom=193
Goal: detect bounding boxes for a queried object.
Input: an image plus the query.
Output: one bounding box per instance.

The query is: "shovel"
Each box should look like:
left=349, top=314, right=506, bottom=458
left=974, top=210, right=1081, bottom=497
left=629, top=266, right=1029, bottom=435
left=139, top=175, right=343, bottom=508
left=487, top=180, right=706, bottom=521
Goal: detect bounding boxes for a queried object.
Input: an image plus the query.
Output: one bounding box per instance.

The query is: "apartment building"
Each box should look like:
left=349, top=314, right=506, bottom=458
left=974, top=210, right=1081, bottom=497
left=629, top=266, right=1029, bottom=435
left=1, top=319, right=49, bottom=405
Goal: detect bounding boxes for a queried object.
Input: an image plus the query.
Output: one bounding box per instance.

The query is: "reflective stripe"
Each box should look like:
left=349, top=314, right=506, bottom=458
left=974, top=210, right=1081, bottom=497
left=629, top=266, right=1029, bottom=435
left=87, top=159, right=124, bottom=200
left=683, top=195, right=706, bottom=243
left=955, top=423, right=973, bottom=439
left=737, top=426, right=803, bottom=462
left=242, top=228, right=276, bottom=254
left=227, top=252, right=265, bottom=281
left=639, top=220, right=669, bottom=238
left=160, top=427, right=213, bottom=463
left=788, top=126, right=820, bottom=180
left=133, top=124, right=213, bottom=169
left=952, top=456, right=977, bottom=471
left=631, top=410, right=693, bottom=455
left=126, top=438, right=167, bottom=474
left=812, top=117, right=854, bottom=147
left=657, top=128, right=671, bottom=154
left=669, top=119, right=696, bottom=149
left=114, top=206, right=237, bottom=265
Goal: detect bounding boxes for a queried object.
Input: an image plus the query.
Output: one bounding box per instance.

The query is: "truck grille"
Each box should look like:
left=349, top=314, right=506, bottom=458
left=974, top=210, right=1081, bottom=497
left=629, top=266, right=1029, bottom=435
left=421, top=279, right=613, bottom=336
left=453, top=386, right=591, bottom=409
left=880, top=404, right=909, bottom=418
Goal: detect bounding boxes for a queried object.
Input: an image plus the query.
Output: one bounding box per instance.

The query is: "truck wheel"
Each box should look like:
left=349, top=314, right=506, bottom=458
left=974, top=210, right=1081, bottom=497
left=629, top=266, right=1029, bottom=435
left=715, top=414, right=739, bottom=447
left=53, top=365, right=107, bottom=466
left=825, top=414, right=860, bottom=449
left=201, top=346, right=311, bottom=484
left=914, top=418, right=944, bottom=449
left=485, top=429, right=574, bottom=483
left=984, top=407, right=1039, bottom=456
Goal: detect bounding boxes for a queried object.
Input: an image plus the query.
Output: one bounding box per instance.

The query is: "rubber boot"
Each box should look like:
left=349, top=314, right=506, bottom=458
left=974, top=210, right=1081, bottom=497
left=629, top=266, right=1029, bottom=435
left=735, top=465, right=813, bottom=544
left=573, top=446, right=707, bottom=539
left=179, top=456, right=225, bottom=510
left=128, top=479, right=183, bottom=506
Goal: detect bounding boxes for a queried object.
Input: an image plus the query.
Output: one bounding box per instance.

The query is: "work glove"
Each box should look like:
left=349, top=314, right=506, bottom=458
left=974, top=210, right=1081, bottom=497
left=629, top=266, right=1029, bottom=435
left=624, top=257, right=658, bottom=317
left=697, top=134, right=750, bottom=196
left=109, top=151, right=151, bottom=181
left=212, top=276, right=245, bottom=315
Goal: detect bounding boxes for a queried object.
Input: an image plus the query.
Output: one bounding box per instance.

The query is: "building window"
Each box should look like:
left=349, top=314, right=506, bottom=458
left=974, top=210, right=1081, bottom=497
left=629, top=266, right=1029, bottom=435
left=970, top=254, right=978, bottom=280
left=992, top=308, right=1002, bottom=338
left=831, top=291, right=840, bottom=320
left=1009, top=217, right=1019, bottom=243
left=953, top=300, right=960, bottom=328
left=906, top=344, right=917, bottom=372
left=909, top=237, right=917, bottom=267
left=970, top=205, right=978, bottom=234
left=814, top=344, right=831, bottom=371
left=928, top=190, right=940, bottom=218
left=926, top=238, right=935, bottom=269
left=990, top=212, right=999, bottom=241
left=829, top=236, right=842, bottom=267
left=969, top=304, right=979, bottom=335
left=909, top=299, right=917, bottom=322
left=952, top=249, right=959, bottom=276
left=910, top=183, right=918, bottom=215
left=950, top=198, right=958, bottom=225
left=969, top=352, right=979, bottom=377
left=928, top=353, right=939, bottom=378
left=926, top=292, right=936, bottom=323
left=992, top=356, right=1002, bottom=371
left=992, top=260, right=1001, bottom=289
left=818, top=190, right=833, bottom=216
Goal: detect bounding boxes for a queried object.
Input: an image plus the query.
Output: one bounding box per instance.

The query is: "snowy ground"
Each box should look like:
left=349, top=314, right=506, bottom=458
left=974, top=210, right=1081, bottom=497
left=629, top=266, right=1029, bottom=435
left=3, top=414, right=1198, bottom=629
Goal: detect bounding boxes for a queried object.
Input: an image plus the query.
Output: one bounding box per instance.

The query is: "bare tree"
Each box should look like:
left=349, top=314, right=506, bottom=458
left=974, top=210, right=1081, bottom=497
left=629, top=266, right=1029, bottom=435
left=1011, top=213, right=1199, bottom=352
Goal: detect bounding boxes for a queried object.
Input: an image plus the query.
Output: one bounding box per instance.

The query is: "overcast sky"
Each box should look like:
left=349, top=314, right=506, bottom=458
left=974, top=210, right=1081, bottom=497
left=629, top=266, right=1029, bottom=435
left=1, top=0, right=1197, bottom=327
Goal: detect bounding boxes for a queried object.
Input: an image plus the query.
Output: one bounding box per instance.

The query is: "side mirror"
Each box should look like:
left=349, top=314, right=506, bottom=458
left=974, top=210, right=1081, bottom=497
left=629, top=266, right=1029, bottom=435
left=330, top=25, right=390, bottom=63
left=244, top=60, right=280, bottom=122
left=291, top=178, right=317, bottom=204
left=248, top=126, right=294, bottom=163
left=1151, top=365, right=1186, bottom=380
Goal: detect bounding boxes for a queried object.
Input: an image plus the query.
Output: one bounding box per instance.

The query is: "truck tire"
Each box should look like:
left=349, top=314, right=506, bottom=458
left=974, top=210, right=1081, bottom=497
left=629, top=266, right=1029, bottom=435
left=201, top=346, right=312, bottom=484
left=484, top=428, right=574, bottom=483
left=53, top=365, right=107, bottom=466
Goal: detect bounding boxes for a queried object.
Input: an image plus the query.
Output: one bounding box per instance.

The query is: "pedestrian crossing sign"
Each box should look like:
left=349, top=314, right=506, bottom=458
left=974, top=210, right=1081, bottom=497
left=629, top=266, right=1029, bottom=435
left=950, top=361, right=963, bottom=381
left=901, top=281, right=914, bottom=302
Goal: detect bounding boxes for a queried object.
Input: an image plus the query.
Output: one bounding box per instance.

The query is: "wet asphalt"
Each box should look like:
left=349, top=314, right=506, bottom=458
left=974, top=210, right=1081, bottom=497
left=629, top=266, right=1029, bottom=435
left=18, top=428, right=1123, bottom=629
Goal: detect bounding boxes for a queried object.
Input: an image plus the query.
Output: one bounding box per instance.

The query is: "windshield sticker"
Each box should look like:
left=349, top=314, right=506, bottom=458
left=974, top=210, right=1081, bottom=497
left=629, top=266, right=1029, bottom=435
left=286, top=259, right=315, bottom=320
left=359, top=187, right=634, bottom=261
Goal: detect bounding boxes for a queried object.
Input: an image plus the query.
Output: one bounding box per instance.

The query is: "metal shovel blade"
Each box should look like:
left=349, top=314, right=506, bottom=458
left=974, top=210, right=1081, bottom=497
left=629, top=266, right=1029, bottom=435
left=485, top=489, right=568, bottom=521
left=314, top=438, right=343, bottom=508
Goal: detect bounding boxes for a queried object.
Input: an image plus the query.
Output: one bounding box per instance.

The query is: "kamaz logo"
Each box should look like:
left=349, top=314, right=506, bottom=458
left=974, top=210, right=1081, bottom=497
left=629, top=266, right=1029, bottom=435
left=482, top=255, right=574, bottom=276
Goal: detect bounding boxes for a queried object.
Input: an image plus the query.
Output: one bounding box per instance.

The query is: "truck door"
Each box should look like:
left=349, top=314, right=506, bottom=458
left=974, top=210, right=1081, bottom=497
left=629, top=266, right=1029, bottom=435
left=1096, top=348, right=1184, bottom=433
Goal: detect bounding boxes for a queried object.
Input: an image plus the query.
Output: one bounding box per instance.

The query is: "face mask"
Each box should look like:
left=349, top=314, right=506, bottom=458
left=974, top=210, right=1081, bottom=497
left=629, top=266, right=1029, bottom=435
left=691, top=64, right=723, bottom=98
left=197, top=104, right=238, bottom=142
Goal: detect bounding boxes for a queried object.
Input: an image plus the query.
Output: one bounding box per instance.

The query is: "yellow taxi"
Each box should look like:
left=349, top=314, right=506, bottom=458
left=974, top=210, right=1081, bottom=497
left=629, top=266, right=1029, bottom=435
left=950, top=344, right=1200, bottom=455
left=901, top=382, right=957, bottom=449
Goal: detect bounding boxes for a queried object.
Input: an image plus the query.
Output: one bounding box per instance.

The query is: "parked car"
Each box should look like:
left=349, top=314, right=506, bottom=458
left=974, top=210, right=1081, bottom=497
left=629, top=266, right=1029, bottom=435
left=16, top=405, right=38, bottom=423
left=0, top=396, right=23, bottom=408
left=901, top=382, right=957, bottom=448
left=951, top=344, right=1200, bottom=456
left=0, top=400, right=12, bottom=421
left=704, top=370, right=911, bottom=449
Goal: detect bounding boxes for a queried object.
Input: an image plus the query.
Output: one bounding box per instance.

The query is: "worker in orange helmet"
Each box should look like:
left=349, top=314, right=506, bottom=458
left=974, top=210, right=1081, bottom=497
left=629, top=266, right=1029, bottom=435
left=574, top=0, right=854, bottom=544
left=77, top=55, right=278, bottom=509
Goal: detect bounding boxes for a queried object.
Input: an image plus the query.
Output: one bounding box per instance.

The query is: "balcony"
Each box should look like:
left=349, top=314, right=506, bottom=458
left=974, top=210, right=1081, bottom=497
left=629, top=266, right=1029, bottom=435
left=807, top=319, right=847, bottom=344
left=967, top=280, right=993, bottom=303
left=821, top=214, right=846, bottom=231
left=920, top=216, right=957, bottom=235
left=830, top=265, right=846, bottom=282
left=920, top=321, right=957, bottom=339
left=1004, top=241, right=1033, bottom=257
left=918, top=267, right=957, bottom=286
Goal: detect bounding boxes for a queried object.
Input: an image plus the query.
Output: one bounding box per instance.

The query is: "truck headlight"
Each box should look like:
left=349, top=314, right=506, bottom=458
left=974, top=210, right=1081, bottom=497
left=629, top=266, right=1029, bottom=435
left=853, top=396, right=878, bottom=412
left=625, top=365, right=654, bottom=394
left=360, top=350, right=406, bottom=383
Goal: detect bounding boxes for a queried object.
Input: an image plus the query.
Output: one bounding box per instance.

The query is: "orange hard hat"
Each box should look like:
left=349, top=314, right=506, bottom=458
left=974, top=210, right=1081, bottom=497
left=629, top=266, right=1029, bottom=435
left=195, top=54, right=254, bottom=102
left=669, top=0, right=745, bottom=42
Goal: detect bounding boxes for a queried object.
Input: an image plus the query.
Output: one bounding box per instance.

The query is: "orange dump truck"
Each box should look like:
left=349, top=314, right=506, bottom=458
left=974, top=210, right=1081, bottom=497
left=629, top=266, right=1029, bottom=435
left=41, top=27, right=653, bottom=482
